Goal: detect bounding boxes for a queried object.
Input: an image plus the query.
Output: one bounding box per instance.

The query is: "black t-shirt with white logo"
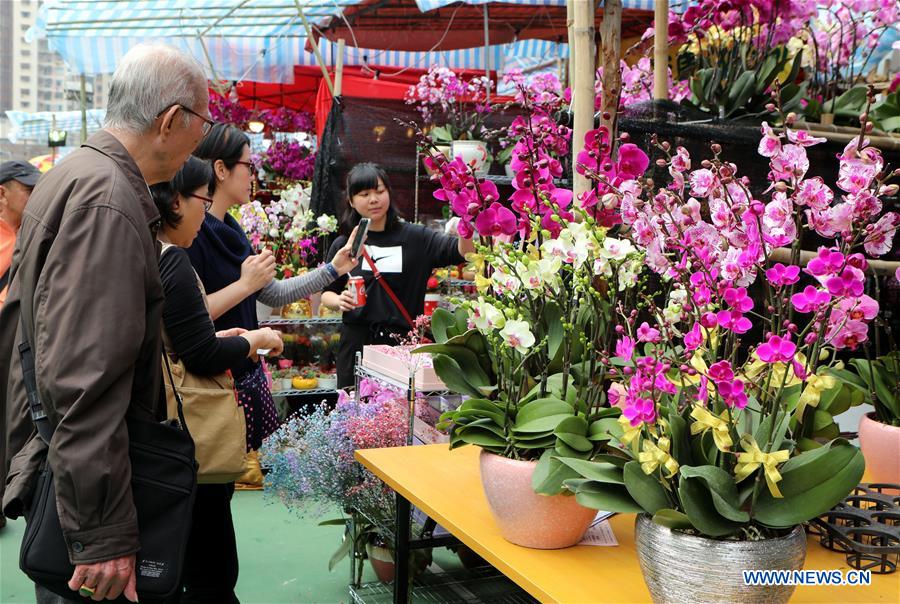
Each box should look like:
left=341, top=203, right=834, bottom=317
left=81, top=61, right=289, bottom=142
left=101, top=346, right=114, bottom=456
left=324, top=222, right=464, bottom=330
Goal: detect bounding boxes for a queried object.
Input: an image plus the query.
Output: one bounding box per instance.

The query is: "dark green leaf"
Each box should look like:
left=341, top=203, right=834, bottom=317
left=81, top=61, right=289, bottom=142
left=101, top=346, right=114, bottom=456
left=556, top=458, right=625, bottom=484
left=328, top=535, right=352, bottom=571
left=564, top=479, right=644, bottom=513
left=554, top=415, right=592, bottom=452
left=431, top=354, right=484, bottom=398
left=623, top=461, right=670, bottom=515
left=533, top=449, right=580, bottom=495
left=755, top=441, right=865, bottom=528
left=678, top=474, right=743, bottom=537
left=429, top=308, right=457, bottom=343
left=652, top=509, right=694, bottom=531
left=679, top=466, right=749, bottom=523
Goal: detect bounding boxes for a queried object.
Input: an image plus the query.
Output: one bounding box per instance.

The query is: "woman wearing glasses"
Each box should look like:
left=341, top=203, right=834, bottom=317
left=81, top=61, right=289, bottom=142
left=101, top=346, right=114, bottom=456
left=150, top=156, right=284, bottom=604
left=188, top=124, right=359, bottom=469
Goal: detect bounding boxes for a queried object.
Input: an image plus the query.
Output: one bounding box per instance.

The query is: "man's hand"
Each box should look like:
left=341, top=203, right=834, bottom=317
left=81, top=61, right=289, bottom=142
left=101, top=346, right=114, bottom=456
left=68, top=555, right=138, bottom=602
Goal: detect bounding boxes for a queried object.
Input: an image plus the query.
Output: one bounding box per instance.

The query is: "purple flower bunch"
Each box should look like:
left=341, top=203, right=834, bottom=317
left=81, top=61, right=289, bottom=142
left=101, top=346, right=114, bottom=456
left=209, top=92, right=253, bottom=129
left=263, top=140, right=316, bottom=181
left=576, top=128, right=650, bottom=228
left=667, top=0, right=817, bottom=48
left=261, top=107, right=315, bottom=133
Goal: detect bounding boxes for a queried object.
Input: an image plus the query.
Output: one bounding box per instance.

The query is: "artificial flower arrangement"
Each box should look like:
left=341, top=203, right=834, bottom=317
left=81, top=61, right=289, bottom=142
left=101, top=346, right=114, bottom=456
left=406, top=65, right=494, bottom=143
left=232, top=182, right=338, bottom=279
left=261, top=379, right=431, bottom=582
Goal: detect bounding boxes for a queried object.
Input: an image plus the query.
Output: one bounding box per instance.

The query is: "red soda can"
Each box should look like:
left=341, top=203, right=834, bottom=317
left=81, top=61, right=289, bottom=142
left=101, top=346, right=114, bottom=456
left=347, top=276, right=366, bottom=308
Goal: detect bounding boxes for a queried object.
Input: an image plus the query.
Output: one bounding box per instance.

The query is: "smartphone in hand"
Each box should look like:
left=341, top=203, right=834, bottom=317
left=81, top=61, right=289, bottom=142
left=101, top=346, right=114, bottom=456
left=350, top=218, right=371, bottom=258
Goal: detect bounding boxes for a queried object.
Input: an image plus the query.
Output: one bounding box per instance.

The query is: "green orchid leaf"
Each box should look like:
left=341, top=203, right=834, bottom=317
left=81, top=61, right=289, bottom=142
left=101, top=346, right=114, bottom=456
left=544, top=302, right=565, bottom=361
left=554, top=415, right=593, bottom=452
left=414, top=344, right=491, bottom=387
left=328, top=534, right=353, bottom=571
left=564, top=479, right=644, bottom=513
left=588, top=417, right=622, bottom=442
left=678, top=474, right=743, bottom=537
left=533, top=449, right=580, bottom=495
left=430, top=354, right=484, bottom=399
left=428, top=308, right=457, bottom=343
left=754, top=440, right=865, bottom=528
left=652, top=508, right=694, bottom=531
left=516, top=398, right=574, bottom=424
left=623, top=461, right=670, bottom=515
left=555, top=458, right=625, bottom=484
left=679, top=465, right=749, bottom=523
left=514, top=414, right=574, bottom=434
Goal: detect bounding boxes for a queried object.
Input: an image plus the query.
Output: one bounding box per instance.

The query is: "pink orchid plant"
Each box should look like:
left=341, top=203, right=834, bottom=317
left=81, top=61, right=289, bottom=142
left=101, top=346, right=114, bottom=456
left=406, top=65, right=493, bottom=142
left=560, top=95, right=893, bottom=539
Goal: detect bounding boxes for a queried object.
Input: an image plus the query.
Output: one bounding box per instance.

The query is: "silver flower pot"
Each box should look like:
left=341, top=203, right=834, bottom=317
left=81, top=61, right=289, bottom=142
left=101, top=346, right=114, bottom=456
left=634, top=515, right=807, bottom=604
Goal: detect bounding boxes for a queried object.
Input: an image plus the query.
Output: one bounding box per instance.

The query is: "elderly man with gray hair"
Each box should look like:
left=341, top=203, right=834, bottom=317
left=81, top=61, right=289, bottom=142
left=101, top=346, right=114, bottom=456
left=0, top=44, right=212, bottom=603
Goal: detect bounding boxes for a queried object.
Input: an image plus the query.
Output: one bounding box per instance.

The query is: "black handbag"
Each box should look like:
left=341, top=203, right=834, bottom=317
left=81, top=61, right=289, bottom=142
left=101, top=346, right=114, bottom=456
left=17, top=315, right=197, bottom=600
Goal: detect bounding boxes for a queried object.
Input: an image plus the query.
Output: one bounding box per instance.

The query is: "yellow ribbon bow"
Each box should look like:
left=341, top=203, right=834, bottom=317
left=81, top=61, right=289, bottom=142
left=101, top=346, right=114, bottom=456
left=795, top=372, right=838, bottom=418
left=639, top=437, right=680, bottom=479
left=734, top=436, right=790, bottom=498
left=617, top=415, right=642, bottom=454
left=690, top=406, right=734, bottom=452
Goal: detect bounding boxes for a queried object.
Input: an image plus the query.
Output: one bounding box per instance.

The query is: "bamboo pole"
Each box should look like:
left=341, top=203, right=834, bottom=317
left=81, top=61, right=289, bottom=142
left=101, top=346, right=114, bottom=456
left=296, top=1, right=334, bottom=96
left=571, top=0, right=596, bottom=198
left=335, top=38, right=345, bottom=97
left=566, top=1, right=575, bottom=91
left=653, top=0, right=668, bottom=100
left=599, top=0, right=622, bottom=146
left=484, top=6, right=491, bottom=102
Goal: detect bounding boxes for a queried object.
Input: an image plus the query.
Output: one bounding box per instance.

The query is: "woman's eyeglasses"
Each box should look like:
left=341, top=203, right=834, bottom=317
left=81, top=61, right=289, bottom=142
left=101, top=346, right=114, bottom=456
left=155, top=103, right=216, bottom=136
left=234, top=160, right=255, bottom=170
left=188, top=193, right=214, bottom=211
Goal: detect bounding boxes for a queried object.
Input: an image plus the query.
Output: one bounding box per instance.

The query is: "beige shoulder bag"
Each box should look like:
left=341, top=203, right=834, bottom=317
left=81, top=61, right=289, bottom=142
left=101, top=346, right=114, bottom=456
left=160, top=244, right=247, bottom=483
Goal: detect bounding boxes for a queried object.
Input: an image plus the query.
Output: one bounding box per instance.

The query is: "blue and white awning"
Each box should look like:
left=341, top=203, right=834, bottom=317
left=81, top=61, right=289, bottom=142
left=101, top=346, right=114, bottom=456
left=28, top=0, right=573, bottom=82
left=416, top=1, right=656, bottom=11
left=5, top=109, right=106, bottom=144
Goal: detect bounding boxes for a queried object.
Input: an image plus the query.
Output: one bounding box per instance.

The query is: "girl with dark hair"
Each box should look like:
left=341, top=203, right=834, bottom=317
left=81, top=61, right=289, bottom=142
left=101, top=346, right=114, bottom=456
left=151, top=156, right=284, bottom=604
left=188, top=124, right=360, bottom=448
left=322, top=162, right=475, bottom=387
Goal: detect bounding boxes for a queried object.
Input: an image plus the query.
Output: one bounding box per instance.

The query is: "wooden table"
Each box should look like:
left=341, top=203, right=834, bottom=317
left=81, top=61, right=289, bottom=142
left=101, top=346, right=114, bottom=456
left=356, top=444, right=900, bottom=604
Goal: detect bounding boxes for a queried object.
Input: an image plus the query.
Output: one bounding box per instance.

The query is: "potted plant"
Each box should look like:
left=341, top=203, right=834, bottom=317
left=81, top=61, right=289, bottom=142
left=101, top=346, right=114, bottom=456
left=292, top=366, right=319, bottom=390
left=407, top=65, right=494, bottom=175
left=830, top=352, right=900, bottom=485
left=413, top=84, right=650, bottom=549
left=554, top=98, right=896, bottom=601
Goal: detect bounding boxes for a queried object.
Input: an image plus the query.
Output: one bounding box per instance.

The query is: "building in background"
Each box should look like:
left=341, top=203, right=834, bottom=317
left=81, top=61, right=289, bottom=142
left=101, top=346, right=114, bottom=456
left=1, top=0, right=106, bottom=161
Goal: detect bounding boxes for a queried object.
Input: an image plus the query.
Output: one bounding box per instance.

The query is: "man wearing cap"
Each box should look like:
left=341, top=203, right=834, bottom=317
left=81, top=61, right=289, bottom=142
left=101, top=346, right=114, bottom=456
left=0, top=160, right=40, bottom=309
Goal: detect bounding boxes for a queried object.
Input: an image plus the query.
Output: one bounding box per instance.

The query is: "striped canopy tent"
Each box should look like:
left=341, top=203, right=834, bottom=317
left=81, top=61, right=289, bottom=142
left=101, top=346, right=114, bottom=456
left=27, top=0, right=571, bottom=83
left=314, top=0, right=658, bottom=51
left=5, top=109, right=105, bottom=144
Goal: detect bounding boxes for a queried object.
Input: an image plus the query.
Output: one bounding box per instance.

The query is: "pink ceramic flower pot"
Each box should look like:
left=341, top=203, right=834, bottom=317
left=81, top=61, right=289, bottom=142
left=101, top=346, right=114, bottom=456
left=479, top=450, right=597, bottom=549
left=858, top=412, right=900, bottom=486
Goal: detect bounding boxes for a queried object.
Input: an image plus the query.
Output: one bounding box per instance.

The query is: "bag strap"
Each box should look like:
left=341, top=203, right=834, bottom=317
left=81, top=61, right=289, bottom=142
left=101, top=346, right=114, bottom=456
left=0, top=267, right=10, bottom=292
left=360, top=247, right=416, bottom=330
left=18, top=279, right=191, bottom=447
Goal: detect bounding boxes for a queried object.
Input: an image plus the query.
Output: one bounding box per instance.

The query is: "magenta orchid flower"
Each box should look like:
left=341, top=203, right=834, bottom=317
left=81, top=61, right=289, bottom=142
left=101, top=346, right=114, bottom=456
left=806, top=247, right=846, bottom=277
left=623, top=397, right=656, bottom=427
left=826, top=318, right=869, bottom=350
left=723, top=286, right=753, bottom=312
left=474, top=202, right=517, bottom=237
left=616, top=335, right=636, bottom=360
left=791, top=286, right=832, bottom=313
left=824, top=267, right=865, bottom=298
left=684, top=322, right=703, bottom=351
left=765, top=263, right=800, bottom=287
left=756, top=335, right=797, bottom=363
left=708, top=360, right=735, bottom=382
left=716, top=309, right=752, bottom=334
left=636, top=322, right=661, bottom=343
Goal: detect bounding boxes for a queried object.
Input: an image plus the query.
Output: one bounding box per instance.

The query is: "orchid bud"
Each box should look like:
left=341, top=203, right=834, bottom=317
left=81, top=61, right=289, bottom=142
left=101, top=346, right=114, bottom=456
left=865, top=122, right=874, bottom=133
left=785, top=112, right=797, bottom=125
left=804, top=332, right=818, bottom=346
left=701, top=159, right=712, bottom=169
left=765, top=103, right=776, bottom=112
left=860, top=113, right=869, bottom=123
left=623, top=366, right=634, bottom=375
left=661, top=141, right=671, bottom=151
left=656, top=159, right=668, bottom=167
left=620, top=132, right=631, bottom=142
left=608, top=368, right=618, bottom=375
left=774, top=182, right=788, bottom=193
left=880, top=184, right=899, bottom=196
left=615, top=324, right=625, bottom=334
left=710, top=143, right=721, bottom=154
left=751, top=201, right=766, bottom=216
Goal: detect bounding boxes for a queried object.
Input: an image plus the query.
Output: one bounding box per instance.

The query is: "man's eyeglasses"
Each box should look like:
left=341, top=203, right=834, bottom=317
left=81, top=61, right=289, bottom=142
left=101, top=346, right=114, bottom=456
left=156, top=103, right=216, bottom=136
left=188, top=193, right=214, bottom=211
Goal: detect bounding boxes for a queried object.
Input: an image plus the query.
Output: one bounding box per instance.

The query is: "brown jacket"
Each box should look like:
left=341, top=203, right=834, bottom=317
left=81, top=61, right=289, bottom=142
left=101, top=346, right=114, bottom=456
left=0, top=131, right=165, bottom=564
